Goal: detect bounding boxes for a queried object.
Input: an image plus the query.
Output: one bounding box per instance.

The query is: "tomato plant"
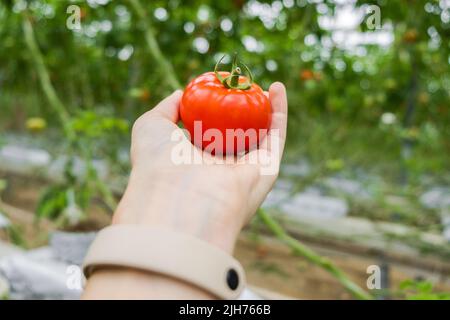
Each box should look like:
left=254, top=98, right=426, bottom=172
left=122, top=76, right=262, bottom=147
left=180, top=54, right=271, bottom=155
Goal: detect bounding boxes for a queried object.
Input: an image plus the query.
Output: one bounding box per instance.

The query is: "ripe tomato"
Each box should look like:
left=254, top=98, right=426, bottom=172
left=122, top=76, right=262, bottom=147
left=180, top=56, right=271, bottom=155
left=403, top=29, right=418, bottom=43
left=139, top=89, right=151, bottom=102
left=300, top=69, right=315, bottom=81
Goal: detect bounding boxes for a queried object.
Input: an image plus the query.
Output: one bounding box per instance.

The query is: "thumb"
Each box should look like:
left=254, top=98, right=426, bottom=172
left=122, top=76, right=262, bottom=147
left=147, top=89, right=183, bottom=123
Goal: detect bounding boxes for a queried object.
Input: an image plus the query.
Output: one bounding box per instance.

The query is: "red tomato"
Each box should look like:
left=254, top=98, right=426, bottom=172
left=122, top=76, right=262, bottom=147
left=180, top=71, right=271, bottom=155
left=300, top=69, right=315, bottom=81
left=139, top=89, right=151, bottom=102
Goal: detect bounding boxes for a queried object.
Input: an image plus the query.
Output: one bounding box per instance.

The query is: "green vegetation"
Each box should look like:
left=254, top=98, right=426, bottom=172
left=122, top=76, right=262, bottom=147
left=398, top=280, right=450, bottom=300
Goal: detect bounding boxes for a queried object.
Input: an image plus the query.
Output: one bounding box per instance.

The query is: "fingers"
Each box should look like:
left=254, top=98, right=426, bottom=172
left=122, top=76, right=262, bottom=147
left=150, top=89, right=183, bottom=123
left=269, top=82, right=288, bottom=141
left=132, top=90, right=183, bottom=144
left=260, top=82, right=288, bottom=161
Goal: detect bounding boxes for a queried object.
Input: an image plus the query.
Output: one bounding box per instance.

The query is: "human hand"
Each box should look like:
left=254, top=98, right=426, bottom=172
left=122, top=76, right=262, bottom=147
left=113, top=82, right=287, bottom=253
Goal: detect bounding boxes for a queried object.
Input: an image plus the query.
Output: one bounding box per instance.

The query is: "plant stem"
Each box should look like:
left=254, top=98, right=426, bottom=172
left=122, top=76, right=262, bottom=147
left=80, top=143, right=118, bottom=212
left=22, top=15, right=75, bottom=141
left=230, top=53, right=240, bottom=87
left=21, top=11, right=117, bottom=212
left=128, top=0, right=182, bottom=91
left=258, top=208, right=373, bottom=300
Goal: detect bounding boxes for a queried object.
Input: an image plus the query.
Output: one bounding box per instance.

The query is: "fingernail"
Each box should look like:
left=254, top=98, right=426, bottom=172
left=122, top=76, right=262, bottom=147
left=273, top=81, right=284, bottom=87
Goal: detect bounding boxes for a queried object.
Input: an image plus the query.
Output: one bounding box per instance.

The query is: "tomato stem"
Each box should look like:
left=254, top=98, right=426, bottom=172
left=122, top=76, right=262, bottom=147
left=230, top=53, right=241, bottom=87
left=214, top=53, right=253, bottom=90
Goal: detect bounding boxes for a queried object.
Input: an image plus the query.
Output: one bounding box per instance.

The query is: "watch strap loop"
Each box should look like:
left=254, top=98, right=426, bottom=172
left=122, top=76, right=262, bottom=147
left=83, top=225, right=246, bottom=299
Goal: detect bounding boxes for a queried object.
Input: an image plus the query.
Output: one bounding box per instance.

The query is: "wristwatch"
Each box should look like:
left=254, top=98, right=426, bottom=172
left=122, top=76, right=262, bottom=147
left=83, top=224, right=246, bottom=299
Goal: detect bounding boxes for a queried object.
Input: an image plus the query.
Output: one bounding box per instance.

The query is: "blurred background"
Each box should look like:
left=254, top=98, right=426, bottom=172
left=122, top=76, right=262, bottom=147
left=0, top=0, right=449, bottom=300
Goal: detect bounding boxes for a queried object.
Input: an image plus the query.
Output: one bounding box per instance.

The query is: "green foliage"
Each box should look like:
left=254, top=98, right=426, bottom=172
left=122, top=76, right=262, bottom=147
left=36, top=185, right=67, bottom=220
left=70, top=111, right=129, bottom=139
left=5, top=224, right=27, bottom=248
left=36, top=185, right=89, bottom=224
left=35, top=161, right=91, bottom=226
left=398, top=280, right=450, bottom=300
left=0, top=0, right=448, bottom=178
left=325, top=158, right=344, bottom=171
left=0, top=179, right=7, bottom=194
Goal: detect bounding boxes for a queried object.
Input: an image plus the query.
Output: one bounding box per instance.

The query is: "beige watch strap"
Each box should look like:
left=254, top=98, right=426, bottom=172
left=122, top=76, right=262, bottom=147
left=82, top=225, right=246, bottom=299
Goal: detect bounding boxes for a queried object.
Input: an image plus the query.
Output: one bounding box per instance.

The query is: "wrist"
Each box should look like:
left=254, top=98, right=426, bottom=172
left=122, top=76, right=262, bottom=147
left=112, top=167, right=244, bottom=253
left=83, top=266, right=214, bottom=300
left=83, top=225, right=246, bottom=299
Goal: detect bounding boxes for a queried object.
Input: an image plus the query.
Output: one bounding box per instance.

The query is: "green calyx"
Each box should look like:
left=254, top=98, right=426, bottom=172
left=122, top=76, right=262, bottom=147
left=214, top=53, right=254, bottom=90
